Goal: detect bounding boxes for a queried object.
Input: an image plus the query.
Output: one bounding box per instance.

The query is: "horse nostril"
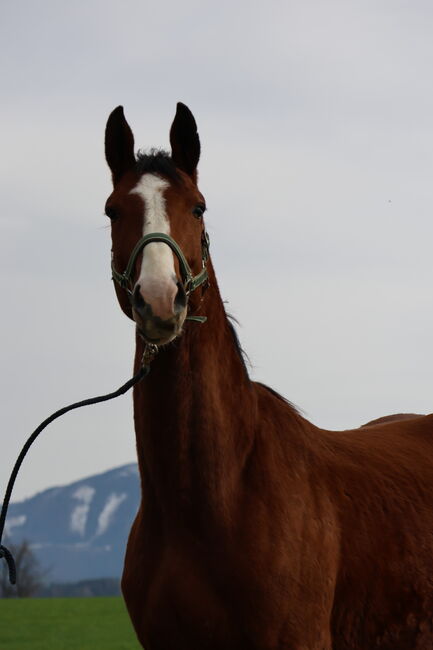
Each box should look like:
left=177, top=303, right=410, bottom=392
left=132, top=284, right=146, bottom=310
left=174, top=282, right=187, bottom=314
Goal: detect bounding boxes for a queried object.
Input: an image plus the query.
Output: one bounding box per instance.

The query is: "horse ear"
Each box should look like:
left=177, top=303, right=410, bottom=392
left=170, top=103, right=200, bottom=179
left=105, top=106, right=136, bottom=185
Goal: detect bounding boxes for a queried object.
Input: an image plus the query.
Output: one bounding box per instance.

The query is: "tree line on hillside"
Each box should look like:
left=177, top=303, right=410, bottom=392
left=0, top=540, right=44, bottom=598
left=0, top=540, right=121, bottom=598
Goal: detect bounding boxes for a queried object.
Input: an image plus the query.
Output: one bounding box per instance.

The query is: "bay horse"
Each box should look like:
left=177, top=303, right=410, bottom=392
left=104, top=103, right=433, bottom=649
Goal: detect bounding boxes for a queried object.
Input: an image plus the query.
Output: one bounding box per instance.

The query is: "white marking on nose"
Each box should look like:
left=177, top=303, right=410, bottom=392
left=130, top=174, right=178, bottom=320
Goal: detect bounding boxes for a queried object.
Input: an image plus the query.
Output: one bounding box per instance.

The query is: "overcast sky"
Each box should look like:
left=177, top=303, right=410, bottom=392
left=1, top=0, right=433, bottom=501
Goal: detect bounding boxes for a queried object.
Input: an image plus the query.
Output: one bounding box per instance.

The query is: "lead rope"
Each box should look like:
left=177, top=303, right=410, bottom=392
left=0, top=343, right=158, bottom=585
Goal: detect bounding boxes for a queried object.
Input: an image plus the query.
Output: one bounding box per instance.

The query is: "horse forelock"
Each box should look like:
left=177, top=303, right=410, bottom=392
left=136, top=149, right=182, bottom=184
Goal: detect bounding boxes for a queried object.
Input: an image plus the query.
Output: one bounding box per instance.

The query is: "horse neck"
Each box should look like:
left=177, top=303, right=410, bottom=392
left=132, top=260, right=256, bottom=521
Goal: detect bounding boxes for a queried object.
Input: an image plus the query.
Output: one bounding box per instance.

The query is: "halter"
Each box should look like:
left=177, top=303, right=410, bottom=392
left=111, top=230, right=210, bottom=296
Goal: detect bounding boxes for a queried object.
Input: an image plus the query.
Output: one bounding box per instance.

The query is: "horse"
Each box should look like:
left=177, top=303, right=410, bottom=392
left=104, top=103, right=433, bottom=649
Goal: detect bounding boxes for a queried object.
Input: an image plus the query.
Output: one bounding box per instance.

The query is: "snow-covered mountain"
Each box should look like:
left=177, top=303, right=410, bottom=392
left=3, top=464, right=140, bottom=582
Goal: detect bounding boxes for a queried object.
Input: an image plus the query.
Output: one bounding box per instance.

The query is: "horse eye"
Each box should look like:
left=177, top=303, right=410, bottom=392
left=105, top=206, right=118, bottom=221
left=192, top=204, right=206, bottom=219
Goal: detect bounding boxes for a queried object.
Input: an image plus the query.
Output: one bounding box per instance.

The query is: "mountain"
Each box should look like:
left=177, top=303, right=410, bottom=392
left=3, top=464, right=140, bottom=583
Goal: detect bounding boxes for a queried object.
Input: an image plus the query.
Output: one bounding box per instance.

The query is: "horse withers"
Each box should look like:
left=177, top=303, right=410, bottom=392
left=104, top=103, right=433, bottom=649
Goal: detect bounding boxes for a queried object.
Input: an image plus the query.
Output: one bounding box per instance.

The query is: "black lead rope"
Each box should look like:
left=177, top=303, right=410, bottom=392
left=0, top=363, right=150, bottom=585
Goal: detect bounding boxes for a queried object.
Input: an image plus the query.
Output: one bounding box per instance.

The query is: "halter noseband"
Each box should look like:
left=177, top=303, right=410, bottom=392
left=111, top=230, right=210, bottom=297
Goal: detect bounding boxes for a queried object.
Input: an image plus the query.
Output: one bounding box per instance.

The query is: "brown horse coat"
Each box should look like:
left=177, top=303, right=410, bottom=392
left=105, top=104, right=433, bottom=649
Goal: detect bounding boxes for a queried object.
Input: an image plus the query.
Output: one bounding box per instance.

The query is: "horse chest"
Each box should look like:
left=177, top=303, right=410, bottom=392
left=122, top=518, right=336, bottom=650
left=123, top=536, right=250, bottom=649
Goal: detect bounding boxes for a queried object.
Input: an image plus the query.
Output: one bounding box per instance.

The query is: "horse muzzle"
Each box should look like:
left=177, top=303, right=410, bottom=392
left=131, top=281, right=187, bottom=345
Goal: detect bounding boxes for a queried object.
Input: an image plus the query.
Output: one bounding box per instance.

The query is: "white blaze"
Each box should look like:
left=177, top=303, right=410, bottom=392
left=130, top=174, right=175, bottom=293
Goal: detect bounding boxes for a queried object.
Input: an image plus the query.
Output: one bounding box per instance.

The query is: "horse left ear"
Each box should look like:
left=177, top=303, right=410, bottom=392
left=170, top=103, right=201, bottom=180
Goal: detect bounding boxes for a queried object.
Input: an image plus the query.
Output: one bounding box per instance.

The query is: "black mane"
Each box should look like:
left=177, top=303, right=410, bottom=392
left=136, top=149, right=181, bottom=182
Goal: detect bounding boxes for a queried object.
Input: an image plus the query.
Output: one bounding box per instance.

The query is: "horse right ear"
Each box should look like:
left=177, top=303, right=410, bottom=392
left=170, top=103, right=200, bottom=180
left=105, top=106, right=136, bottom=185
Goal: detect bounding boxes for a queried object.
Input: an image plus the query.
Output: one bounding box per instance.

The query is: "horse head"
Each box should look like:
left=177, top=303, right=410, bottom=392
left=104, top=103, right=208, bottom=346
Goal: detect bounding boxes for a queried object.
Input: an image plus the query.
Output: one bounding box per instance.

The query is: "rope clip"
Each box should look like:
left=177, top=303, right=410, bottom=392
left=142, top=343, right=159, bottom=367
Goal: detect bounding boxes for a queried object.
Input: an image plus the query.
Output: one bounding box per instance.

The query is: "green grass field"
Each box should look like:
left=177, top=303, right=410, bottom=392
left=0, top=596, right=142, bottom=649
